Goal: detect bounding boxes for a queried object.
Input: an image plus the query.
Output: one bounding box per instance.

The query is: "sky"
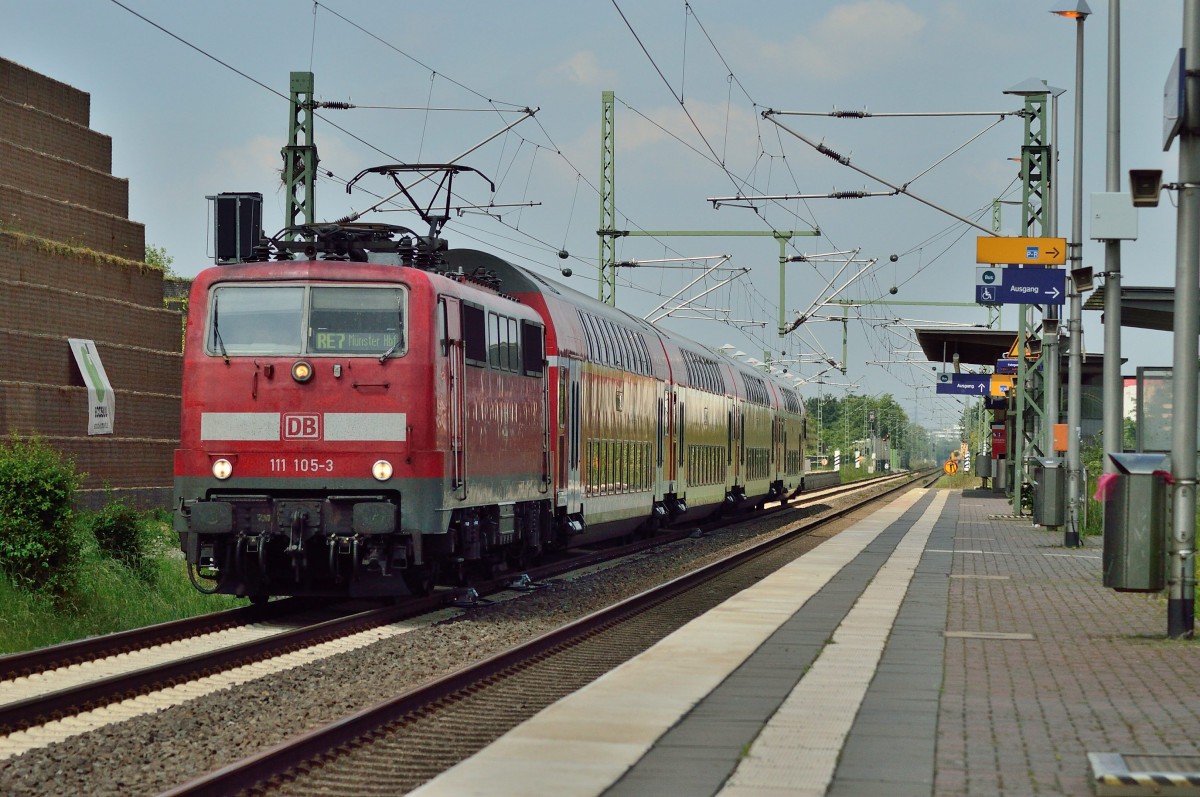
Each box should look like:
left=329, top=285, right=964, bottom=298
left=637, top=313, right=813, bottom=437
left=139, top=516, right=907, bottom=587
left=2, top=0, right=1187, bottom=435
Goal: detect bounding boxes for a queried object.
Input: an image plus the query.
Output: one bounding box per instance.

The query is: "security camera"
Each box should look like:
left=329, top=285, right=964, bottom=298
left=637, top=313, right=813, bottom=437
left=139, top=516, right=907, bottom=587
left=561, top=267, right=572, bottom=277
left=889, top=254, right=898, bottom=262
left=1129, top=169, right=1163, bottom=207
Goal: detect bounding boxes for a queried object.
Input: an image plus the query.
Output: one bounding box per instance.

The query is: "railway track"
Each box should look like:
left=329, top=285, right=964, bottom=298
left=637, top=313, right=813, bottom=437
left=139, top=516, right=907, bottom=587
left=159, top=469, right=937, bottom=797
left=0, top=471, right=925, bottom=784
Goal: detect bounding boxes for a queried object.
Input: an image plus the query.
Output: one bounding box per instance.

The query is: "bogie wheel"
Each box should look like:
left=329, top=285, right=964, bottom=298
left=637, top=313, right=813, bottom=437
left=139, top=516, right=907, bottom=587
left=403, top=563, right=438, bottom=596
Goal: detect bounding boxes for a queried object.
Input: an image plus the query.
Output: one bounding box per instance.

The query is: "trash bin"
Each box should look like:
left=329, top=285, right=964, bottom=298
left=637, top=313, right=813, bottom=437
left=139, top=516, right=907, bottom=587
left=1032, top=457, right=1065, bottom=527
left=975, top=453, right=992, bottom=479
left=992, top=457, right=1008, bottom=493
left=1102, top=452, right=1169, bottom=592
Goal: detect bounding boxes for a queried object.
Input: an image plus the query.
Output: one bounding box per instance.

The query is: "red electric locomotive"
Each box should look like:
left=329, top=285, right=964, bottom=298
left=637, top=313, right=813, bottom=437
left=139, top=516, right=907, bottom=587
left=176, top=178, right=807, bottom=601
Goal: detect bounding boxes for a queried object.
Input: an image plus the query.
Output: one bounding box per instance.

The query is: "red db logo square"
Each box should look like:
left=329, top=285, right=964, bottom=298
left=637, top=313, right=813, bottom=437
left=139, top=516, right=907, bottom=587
left=283, top=414, right=321, bottom=440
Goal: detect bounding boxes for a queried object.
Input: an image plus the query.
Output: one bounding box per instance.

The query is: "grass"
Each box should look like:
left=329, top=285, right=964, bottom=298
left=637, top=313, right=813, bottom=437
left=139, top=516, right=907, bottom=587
left=935, top=471, right=988, bottom=490
left=0, top=513, right=242, bottom=655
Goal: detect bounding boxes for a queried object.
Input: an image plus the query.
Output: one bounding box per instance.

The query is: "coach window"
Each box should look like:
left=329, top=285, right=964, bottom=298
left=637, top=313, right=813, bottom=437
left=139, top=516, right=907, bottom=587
left=209, top=285, right=304, bottom=356
left=599, top=319, right=616, bottom=367
left=488, top=312, right=502, bottom=369
left=634, top=333, right=649, bottom=375
left=616, top=326, right=631, bottom=371
left=580, top=313, right=598, bottom=361
left=609, top=322, right=625, bottom=369
left=521, top=321, right=544, bottom=376
left=463, top=302, right=487, bottom=366
left=506, top=317, right=519, bottom=371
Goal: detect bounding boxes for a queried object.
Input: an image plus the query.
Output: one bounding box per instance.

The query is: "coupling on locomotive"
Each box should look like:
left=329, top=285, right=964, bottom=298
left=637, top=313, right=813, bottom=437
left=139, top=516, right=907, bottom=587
left=175, top=166, right=809, bottom=602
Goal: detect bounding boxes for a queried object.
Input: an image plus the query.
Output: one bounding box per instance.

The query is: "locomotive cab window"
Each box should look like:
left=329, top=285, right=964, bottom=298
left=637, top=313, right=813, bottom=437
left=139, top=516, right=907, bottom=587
left=309, top=287, right=405, bottom=356
left=208, top=286, right=304, bottom=355
left=207, top=284, right=407, bottom=358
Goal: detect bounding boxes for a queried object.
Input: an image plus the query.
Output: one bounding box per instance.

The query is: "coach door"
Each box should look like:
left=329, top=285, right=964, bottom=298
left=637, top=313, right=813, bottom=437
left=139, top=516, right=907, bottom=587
left=655, top=381, right=667, bottom=497
left=558, top=356, right=583, bottom=514
left=439, top=296, right=467, bottom=500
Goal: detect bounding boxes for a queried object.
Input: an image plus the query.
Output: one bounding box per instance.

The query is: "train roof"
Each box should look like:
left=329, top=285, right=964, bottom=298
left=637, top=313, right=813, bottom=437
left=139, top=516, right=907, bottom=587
left=446, top=248, right=805, bottom=408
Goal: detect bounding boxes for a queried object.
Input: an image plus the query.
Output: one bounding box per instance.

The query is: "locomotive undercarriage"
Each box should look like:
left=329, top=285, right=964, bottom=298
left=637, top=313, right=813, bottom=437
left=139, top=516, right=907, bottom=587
left=182, top=491, right=559, bottom=598
left=182, top=492, right=428, bottom=598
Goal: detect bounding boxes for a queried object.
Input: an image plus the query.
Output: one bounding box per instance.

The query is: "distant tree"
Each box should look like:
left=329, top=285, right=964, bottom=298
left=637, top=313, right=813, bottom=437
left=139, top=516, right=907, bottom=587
left=145, top=244, right=175, bottom=276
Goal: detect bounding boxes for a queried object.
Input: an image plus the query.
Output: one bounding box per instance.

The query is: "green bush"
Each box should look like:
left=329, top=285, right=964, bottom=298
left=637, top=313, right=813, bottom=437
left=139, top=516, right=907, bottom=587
left=87, top=497, right=155, bottom=581
left=0, top=436, right=84, bottom=596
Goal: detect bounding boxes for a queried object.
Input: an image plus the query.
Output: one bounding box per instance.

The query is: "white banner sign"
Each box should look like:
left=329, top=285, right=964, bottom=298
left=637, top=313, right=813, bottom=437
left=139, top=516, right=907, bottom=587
left=68, top=338, right=114, bottom=435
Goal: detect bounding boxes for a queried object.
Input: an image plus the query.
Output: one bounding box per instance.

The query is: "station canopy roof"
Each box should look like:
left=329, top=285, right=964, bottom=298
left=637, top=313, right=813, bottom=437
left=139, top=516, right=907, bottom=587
left=1083, top=285, right=1175, bottom=332
left=914, top=328, right=1017, bottom=368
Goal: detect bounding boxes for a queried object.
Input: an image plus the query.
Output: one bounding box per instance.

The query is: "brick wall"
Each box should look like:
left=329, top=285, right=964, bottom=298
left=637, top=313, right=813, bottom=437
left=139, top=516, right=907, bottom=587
left=0, top=57, right=181, bottom=502
left=0, top=184, right=144, bottom=261
left=0, top=330, right=182, bottom=397
left=0, top=96, right=111, bottom=172
left=0, top=139, right=128, bottom=217
left=1, top=279, right=181, bottom=350
left=0, top=232, right=163, bottom=306
left=0, top=383, right=180, bottom=440
left=0, top=58, right=89, bottom=126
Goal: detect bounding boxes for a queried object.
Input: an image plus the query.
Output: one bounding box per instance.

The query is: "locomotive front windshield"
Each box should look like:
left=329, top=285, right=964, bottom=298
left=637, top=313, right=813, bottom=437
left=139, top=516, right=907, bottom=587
left=208, top=284, right=407, bottom=357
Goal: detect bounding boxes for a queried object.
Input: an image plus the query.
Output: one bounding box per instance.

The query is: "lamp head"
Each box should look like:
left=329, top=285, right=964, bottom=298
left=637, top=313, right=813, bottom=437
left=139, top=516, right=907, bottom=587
left=1050, top=0, right=1092, bottom=18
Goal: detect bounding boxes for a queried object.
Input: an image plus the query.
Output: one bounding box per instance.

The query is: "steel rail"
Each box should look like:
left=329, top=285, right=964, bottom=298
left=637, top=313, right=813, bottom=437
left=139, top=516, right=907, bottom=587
left=0, top=597, right=317, bottom=681
left=0, top=603, right=414, bottom=734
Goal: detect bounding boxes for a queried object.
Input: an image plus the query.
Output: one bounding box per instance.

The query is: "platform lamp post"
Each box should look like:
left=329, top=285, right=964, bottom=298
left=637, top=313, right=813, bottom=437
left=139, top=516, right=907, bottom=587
left=1052, top=0, right=1090, bottom=548
left=1166, top=0, right=1199, bottom=637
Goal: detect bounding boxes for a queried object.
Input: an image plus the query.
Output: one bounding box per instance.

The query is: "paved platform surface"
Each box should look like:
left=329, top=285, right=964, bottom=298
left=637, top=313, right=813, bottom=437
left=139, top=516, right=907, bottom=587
left=409, top=488, right=1200, bottom=797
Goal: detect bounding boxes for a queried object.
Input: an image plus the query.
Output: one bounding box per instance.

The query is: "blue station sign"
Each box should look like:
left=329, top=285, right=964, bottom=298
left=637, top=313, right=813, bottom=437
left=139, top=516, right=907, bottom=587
left=935, top=373, right=992, bottom=395
left=975, top=266, right=1066, bottom=306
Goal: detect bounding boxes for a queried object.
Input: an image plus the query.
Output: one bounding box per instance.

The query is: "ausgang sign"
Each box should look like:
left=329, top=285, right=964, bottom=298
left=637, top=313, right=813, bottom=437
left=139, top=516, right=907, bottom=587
left=976, top=236, right=1067, bottom=265
left=975, top=266, right=1066, bottom=306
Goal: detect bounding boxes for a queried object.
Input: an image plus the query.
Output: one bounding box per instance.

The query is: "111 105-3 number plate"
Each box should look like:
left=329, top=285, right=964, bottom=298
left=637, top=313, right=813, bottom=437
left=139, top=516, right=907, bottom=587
left=269, top=457, right=335, bottom=474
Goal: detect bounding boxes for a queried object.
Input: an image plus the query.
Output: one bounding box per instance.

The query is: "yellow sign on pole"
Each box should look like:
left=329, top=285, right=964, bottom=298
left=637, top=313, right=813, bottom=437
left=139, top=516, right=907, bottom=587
left=944, top=460, right=959, bottom=475
left=976, top=236, right=1067, bottom=265
left=990, top=374, right=1015, bottom=397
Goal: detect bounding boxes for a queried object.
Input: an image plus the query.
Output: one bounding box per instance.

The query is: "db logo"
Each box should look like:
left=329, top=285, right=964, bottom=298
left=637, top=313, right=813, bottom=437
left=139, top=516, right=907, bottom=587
left=283, top=414, right=321, bottom=440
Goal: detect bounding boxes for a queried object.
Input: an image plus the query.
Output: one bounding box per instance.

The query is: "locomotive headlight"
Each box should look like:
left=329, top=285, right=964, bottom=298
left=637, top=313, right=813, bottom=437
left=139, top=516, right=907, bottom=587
left=291, top=360, right=314, bottom=383
left=372, top=460, right=394, bottom=481
left=212, top=458, right=233, bottom=480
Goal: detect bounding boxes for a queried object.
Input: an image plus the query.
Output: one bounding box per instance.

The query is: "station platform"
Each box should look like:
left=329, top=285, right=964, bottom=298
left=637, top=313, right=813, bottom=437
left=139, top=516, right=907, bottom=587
left=408, top=488, right=1200, bottom=797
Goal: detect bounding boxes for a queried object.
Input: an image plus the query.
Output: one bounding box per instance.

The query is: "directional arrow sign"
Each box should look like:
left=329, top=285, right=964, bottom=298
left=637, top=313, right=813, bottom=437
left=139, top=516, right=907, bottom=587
left=936, top=374, right=992, bottom=395
left=976, top=236, right=1067, bottom=265
left=974, top=266, right=1066, bottom=306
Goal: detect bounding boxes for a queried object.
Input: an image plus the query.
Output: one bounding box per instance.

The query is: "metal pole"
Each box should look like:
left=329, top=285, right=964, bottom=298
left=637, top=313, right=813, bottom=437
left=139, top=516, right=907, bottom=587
left=1101, top=1, right=1123, bottom=475
left=1064, top=12, right=1086, bottom=548
left=1168, top=0, right=1200, bottom=639
left=1044, top=91, right=1062, bottom=456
